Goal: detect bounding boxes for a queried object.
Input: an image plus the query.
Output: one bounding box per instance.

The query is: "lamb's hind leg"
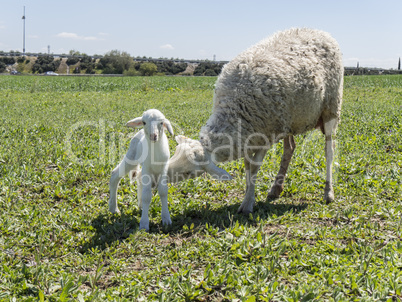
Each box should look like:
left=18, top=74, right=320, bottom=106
left=237, top=149, right=267, bottom=214
left=267, top=135, right=296, bottom=200
left=324, top=119, right=337, bottom=203
left=109, top=157, right=138, bottom=214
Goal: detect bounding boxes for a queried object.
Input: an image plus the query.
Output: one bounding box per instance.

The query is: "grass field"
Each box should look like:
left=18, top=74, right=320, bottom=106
left=0, top=75, right=401, bottom=301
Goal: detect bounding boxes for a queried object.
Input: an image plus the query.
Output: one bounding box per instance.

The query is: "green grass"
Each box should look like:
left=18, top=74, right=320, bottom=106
left=0, top=75, right=401, bottom=301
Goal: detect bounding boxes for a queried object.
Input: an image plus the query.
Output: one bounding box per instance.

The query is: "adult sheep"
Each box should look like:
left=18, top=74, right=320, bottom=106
left=168, top=28, right=343, bottom=214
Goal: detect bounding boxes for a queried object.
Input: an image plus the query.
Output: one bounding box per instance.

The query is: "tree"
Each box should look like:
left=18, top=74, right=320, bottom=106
left=17, top=56, right=26, bottom=64
left=204, top=69, right=217, bottom=76
left=398, top=57, right=401, bottom=70
left=69, top=50, right=82, bottom=56
left=193, top=62, right=224, bottom=76
left=139, top=62, right=158, bottom=76
left=0, top=61, right=6, bottom=73
left=98, top=50, right=133, bottom=74
left=32, top=55, right=61, bottom=73
left=66, top=57, right=80, bottom=66
left=80, top=55, right=95, bottom=73
left=0, top=57, right=16, bottom=65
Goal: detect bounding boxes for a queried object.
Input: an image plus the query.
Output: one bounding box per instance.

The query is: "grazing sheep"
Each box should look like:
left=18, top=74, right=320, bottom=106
left=167, top=28, right=343, bottom=214
left=108, top=109, right=174, bottom=231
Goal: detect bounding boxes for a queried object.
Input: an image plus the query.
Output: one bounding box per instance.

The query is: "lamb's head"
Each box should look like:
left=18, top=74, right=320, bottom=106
left=167, top=135, right=232, bottom=182
left=126, top=109, right=173, bottom=142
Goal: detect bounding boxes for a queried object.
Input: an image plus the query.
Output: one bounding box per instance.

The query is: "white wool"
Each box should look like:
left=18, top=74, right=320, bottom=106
left=168, top=28, right=344, bottom=213
left=201, top=28, right=343, bottom=160
left=108, top=109, right=174, bottom=231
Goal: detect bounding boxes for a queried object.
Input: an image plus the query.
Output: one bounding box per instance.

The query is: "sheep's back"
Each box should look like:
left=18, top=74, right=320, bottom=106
left=213, top=28, right=343, bottom=138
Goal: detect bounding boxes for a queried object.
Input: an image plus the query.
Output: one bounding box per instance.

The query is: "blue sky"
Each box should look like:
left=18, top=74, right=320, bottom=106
left=1, top=0, right=401, bottom=69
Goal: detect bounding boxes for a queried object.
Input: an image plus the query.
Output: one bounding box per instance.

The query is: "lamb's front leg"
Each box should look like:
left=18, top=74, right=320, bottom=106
left=139, top=173, right=152, bottom=231
left=158, top=173, right=172, bottom=226
left=237, top=149, right=267, bottom=214
left=109, top=157, right=138, bottom=214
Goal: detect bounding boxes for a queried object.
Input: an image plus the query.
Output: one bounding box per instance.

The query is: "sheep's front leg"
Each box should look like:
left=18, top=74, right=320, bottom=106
left=267, top=135, right=295, bottom=200
left=139, top=175, right=152, bottom=231
left=237, top=149, right=267, bottom=214
left=109, top=157, right=138, bottom=214
left=158, top=173, right=172, bottom=226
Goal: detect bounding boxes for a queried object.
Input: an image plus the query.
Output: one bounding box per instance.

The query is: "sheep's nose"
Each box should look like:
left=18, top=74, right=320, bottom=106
left=150, top=133, right=158, bottom=141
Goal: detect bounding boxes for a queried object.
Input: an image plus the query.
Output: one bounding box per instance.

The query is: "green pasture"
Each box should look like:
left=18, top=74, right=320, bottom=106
left=0, top=75, right=401, bottom=301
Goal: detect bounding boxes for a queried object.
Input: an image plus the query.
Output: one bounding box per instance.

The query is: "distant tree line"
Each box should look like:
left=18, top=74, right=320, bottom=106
left=0, top=50, right=227, bottom=76
left=2, top=50, right=402, bottom=76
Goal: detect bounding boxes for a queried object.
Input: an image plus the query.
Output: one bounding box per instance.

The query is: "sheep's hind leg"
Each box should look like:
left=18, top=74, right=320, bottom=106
left=237, top=149, right=267, bottom=214
left=109, top=157, right=138, bottom=214
left=267, top=135, right=295, bottom=200
left=324, top=119, right=337, bottom=203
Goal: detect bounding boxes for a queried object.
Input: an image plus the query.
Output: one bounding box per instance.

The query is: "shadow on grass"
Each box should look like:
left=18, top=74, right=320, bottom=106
left=80, top=198, right=309, bottom=253
left=79, top=211, right=139, bottom=253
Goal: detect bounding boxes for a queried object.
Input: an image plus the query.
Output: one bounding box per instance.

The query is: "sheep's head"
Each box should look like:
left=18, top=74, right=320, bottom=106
left=167, top=135, right=232, bottom=183
left=126, top=109, right=173, bottom=142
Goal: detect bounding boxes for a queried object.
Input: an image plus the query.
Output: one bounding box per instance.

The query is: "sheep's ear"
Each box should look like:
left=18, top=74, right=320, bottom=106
left=126, top=117, right=143, bottom=128
left=163, top=119, right=174, bottom=136
left=204, top=162, right=232, bottom=181
left=175, top=135, right=190, bottom=144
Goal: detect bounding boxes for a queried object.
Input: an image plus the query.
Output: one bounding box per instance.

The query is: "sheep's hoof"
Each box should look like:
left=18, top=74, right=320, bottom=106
left=266, top=195, right=277, bottom=203
left=324, top=182, right=334, bottom=204
left=238, top=209, right=253, bottom=216
left=237, top=200, right=254, bottom=215
left=267, top=185, right=283, bottom=201
left=324, top=190, right=334, bottom=204
left=266, top=193, right=280, bottom=202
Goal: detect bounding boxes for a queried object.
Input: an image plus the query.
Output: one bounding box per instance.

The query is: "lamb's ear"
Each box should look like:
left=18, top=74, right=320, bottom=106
left=163, top=119, right=174, bottom=136
left=175, top=135, right=189, bottom=144
left=204, top=162, right=232, bottom=181
left=126, top=117, right=143, bottom=128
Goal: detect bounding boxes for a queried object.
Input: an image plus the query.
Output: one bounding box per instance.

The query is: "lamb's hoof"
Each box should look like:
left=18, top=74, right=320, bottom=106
left=162, top=216, right=172, bottom=226
left=109, top=204, right=120, bottom=214
left=139, top=216, right=150, bottom=231
left=139, top=223, right=149, bottom=232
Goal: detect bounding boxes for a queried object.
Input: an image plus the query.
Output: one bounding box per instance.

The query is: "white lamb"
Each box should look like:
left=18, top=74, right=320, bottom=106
left=167, top=28, right=344, bottom=214
left=108, top=109, right=174, bottom=231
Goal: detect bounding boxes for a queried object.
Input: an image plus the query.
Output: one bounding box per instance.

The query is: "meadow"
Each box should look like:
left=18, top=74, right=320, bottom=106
left=0, top=75, right=401, bottom=301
